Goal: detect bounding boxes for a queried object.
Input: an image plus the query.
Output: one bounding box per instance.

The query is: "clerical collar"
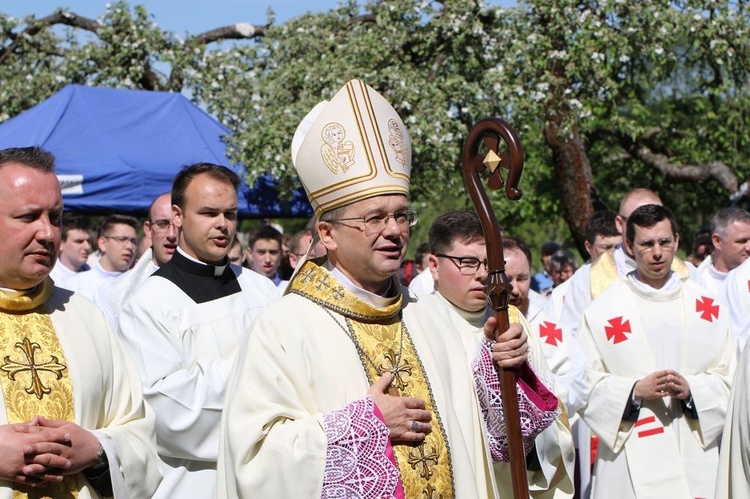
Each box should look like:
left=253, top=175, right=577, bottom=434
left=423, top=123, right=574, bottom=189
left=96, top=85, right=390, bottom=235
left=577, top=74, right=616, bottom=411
left=627, top=271, right=681, bottom=300
left=324, top=259, right=400, bottom=308
left=175, top=247, right=230, bottom=277
left=433, top=290, right=489, bottom=329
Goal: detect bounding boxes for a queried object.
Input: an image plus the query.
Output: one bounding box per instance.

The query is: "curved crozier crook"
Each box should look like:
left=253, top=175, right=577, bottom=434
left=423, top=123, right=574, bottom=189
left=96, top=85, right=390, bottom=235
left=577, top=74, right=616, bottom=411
left=461, top=116, right=528, bottom=499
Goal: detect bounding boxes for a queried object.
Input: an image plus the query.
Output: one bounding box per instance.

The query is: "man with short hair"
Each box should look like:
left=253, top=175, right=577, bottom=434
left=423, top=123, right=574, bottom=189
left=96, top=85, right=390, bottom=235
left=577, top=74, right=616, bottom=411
left=218, top=80, right=559, bottom=498
left=248, top=225, right=283, bottom=285
left=65, top=214, right=138, bottom=300
left=118, top=163, right=280, bottom=498
left=49, top=213, right=92, bottom=286
left=95, top=192, right=177, bottom=328
left=427, top=211, right=576, bottom=497
left=578, top=204, right=735, bottom=499
left=696, top=206, right=750, bottom=297
left=0, top=146, right=160, bottom=497
left=584, top=210, right=621, bottom=263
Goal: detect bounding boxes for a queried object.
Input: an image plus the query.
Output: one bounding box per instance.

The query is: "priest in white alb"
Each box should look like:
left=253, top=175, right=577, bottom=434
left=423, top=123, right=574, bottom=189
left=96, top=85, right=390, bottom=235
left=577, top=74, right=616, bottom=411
left=578, top=204, right=735, bottom=499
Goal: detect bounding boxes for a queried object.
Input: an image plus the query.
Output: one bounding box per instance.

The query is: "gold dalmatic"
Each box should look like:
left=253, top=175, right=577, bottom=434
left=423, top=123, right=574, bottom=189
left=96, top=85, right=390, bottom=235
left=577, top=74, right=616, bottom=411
left=291, top=260, right=455, bottom=498
left=0, top=279, right=78, bottom=498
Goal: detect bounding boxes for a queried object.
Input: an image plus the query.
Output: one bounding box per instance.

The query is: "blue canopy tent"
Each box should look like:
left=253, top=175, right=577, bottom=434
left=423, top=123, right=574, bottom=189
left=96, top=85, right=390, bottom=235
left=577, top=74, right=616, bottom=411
left=0, top=84, right=312, bottom=218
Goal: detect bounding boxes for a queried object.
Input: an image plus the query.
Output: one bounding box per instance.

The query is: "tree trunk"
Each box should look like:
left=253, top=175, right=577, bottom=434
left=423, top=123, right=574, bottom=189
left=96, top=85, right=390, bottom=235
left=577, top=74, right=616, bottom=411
left=544, top=117, right=594, bottom=257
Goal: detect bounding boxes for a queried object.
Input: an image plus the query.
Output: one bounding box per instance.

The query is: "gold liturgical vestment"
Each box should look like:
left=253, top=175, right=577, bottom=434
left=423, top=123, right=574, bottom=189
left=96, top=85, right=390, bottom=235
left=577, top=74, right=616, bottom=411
left=0, top=279, right=77, bottom=499
left=290, top=262, right=455, bottom=497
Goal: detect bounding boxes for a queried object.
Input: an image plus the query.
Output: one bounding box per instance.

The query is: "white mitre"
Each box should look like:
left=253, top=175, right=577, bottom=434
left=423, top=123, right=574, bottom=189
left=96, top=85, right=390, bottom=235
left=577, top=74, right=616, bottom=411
left=291, top=79, right=412, bottom=214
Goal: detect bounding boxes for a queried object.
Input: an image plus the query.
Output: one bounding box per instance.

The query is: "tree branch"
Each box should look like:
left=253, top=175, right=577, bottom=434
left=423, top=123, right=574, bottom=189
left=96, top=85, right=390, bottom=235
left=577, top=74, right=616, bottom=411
left=0, top=10, right=99, bottom=63
left=191, top=23, right=267, bottom=44
left=602, top=127, right=740, bottom=192
left=628, top=146, right=738, bottom=192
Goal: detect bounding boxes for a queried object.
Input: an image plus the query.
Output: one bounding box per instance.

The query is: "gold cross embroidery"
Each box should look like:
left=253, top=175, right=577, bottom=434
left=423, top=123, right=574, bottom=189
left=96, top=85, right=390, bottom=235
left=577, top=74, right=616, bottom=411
left=315, top=275, right=330, bottom=291
left=331, top=285, right=345, bottom=301
left=0, top=337, right=67, bottom=400
left=408, top=441, right=440, bottom=480
left=379, top=348, right=412, bottom=391
left=299, top=268, right=315, bottom=284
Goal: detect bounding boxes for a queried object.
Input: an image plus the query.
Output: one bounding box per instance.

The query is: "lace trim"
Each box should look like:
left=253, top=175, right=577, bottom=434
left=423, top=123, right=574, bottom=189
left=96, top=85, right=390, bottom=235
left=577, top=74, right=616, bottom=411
left=473, top=339, right=561, bottom=462
left=322, top=396, right=401, bottom=498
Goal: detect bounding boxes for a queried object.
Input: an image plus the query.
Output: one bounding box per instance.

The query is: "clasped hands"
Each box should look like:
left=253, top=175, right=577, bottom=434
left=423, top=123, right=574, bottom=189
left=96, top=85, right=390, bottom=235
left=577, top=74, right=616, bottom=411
left=0, top=416, right=101, bottom=487
left=634, top=369, right=691, bottom=401
left=369, top=319, right=528, bottom=444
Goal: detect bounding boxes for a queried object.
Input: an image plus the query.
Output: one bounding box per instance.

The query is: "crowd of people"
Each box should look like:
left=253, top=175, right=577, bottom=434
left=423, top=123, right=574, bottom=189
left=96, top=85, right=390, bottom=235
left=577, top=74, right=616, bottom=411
left=0, top=78, right=749, bottom=499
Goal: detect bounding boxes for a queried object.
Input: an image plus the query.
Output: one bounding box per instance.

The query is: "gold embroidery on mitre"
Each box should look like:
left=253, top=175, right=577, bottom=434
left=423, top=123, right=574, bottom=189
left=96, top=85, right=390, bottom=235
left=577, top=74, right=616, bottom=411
left=0, top=293, right=78, bottom=498
left=290, top=261, right=456, bottom=497
left=321, top=122, right=355, bottom=174
left=388, top=119, right=408, bottom=166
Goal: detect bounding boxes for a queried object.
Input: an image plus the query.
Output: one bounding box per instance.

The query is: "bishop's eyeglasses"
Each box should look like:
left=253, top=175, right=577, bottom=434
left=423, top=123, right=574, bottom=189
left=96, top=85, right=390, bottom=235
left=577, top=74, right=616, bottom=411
left=327, top=209, right=418, bottom=235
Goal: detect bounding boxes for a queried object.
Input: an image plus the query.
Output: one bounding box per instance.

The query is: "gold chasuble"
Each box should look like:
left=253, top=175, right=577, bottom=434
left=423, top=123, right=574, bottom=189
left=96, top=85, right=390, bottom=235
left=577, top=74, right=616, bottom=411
left=290, top=261, right=455, bottom=498
left=0, top=278, right=78, bottom=499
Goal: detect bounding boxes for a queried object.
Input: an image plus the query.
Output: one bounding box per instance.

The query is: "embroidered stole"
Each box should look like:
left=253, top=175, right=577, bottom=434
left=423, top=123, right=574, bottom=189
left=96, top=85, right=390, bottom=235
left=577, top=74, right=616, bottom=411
left=291, top=261, right=455, bottom=498
left=590, top=251, right=689, bottom=300
left=0, top=279, right=78, bottom=498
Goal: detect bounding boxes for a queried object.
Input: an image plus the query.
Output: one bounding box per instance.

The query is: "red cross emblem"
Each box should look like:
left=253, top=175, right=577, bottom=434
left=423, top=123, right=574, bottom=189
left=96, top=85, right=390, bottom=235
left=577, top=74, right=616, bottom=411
left=696, top=296, right=719, bottom=322
left=539, top=321, right=563, bottom=346
left=605, top=316, right=631, bottom=344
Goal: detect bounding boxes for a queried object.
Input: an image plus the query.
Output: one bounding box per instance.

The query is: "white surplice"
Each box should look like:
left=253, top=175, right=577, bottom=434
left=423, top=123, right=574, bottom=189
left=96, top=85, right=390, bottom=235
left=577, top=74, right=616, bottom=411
left=118, top=250, right=280, bottom=499
left=424, top=291, right=576, bottom=499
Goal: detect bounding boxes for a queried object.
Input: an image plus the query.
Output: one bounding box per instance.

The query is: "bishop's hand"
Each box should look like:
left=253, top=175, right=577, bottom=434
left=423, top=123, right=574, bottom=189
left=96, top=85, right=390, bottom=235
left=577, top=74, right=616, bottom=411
left=368, top=373, right=433, bottom=443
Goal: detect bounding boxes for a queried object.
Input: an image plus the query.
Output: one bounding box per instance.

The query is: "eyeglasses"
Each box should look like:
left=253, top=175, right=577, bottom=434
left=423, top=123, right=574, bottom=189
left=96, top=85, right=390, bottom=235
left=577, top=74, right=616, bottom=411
left=327, top=209, right=418, bottom=235
left=151, top=219, right=176, bottom=232
left=634, top=237, right=675, bottom=253
left=436, top=254, right=489, bottom=275
left=103, top=235, right=138, bottom=246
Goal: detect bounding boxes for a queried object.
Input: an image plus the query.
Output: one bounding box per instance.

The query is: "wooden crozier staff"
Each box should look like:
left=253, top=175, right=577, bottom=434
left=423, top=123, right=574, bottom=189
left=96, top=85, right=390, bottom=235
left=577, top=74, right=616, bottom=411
left=462, top=117, right=527, bottom=499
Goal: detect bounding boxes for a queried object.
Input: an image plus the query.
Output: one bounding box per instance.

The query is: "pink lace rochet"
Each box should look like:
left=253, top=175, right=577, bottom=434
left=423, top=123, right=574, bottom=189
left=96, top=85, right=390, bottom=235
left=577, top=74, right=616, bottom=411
left=473, top=338, right=561, bottom=462
left=321, top=395, right=404, bottom=498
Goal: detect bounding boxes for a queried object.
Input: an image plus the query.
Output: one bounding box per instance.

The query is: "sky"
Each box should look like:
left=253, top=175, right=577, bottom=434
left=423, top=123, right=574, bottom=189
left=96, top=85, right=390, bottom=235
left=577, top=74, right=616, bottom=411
left=2, top=1, right=515, bottom=35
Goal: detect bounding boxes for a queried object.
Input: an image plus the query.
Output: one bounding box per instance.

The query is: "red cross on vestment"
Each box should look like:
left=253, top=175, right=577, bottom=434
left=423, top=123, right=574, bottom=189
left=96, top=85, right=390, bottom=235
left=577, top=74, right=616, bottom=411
left=539, top=321, right=563, bottom=346
left=696, top=296, right=719, bottom=322
left=605, top=316, right=631, bottom=344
